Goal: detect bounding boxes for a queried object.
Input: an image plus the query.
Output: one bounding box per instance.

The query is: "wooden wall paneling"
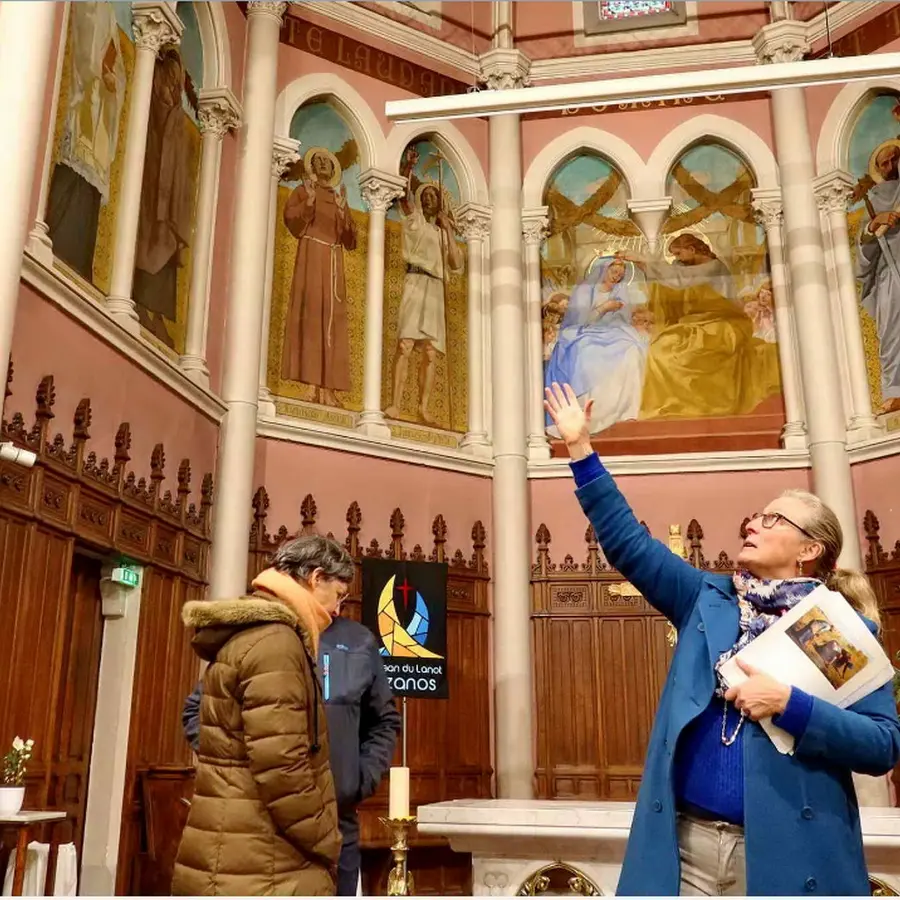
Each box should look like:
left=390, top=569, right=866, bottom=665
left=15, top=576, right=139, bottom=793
left=861, top=510, right=900, bottom=805
left=248, top=492, right=490, bottom=894
left=531, top=522, right=709, bottom=802
left=0, top=367, right=213, bottom=894
left=46, top=554, right=105, bottom=852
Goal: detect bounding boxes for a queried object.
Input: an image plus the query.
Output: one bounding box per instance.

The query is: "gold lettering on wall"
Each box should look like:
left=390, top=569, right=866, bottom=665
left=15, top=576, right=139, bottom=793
left=282, top=17, right=468, bottom=97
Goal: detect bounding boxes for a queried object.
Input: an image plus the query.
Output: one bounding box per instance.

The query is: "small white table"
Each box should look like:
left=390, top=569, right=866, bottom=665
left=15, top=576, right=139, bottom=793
left=0, top=812, right=67, bottom=896
left=418, top=799, right=900, bottom=896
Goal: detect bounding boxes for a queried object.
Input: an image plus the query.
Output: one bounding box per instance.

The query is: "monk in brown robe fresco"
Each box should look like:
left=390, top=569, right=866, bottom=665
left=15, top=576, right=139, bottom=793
left=281, top=147, right=357, bottom=407
left=134, top=47, right=196, bottom=349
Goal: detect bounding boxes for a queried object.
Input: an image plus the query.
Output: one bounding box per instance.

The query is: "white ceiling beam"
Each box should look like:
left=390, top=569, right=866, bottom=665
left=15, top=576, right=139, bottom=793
left=385, top=52, right=900, bottom=123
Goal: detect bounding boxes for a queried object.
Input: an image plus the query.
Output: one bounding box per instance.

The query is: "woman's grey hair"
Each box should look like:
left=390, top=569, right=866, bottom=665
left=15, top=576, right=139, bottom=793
left=270, top=535, right=354, bottom=584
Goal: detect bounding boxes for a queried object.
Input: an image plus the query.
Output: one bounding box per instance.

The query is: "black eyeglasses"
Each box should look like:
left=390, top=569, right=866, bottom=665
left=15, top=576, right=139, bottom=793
left=748, top=511, right=815, bottom=541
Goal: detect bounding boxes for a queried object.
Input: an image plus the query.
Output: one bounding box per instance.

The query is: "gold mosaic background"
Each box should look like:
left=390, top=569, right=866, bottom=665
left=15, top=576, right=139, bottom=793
left=380, top=220, right=469, bottom=435
left=49, top=14, right=193, bottom=360
left=267, top=190, right=470, bottom=436
left=848, top=207, right=884, bottom=410
left=267, top=187, right=367, bottom=413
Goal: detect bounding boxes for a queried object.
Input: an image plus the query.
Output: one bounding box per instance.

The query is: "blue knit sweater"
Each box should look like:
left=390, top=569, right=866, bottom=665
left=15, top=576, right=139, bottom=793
left=571, top=453, right=813, bottom=824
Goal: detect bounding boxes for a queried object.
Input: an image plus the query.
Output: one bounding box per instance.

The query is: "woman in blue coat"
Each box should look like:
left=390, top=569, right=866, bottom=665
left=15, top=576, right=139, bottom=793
left=544, top=383, right=900, bottom=897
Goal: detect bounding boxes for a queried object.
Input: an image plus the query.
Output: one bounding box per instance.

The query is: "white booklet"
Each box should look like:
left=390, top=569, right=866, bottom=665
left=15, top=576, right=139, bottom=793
left=719, top=584, right=894, bottom=755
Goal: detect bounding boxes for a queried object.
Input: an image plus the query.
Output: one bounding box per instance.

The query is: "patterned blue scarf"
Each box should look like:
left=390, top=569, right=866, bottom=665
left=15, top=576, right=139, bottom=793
left=713, top=571, right=821, bottom=693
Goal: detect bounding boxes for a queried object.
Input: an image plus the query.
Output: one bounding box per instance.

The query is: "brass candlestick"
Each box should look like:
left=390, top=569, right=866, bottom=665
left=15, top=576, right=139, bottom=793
left=379, top=816, right=416, bottom=896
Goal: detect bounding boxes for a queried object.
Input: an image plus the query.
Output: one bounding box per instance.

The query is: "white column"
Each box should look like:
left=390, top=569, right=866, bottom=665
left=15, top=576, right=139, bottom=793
left=209, top=1, right=287, bottom=600
left=459, top=203, right=492, bottom=457
left=814, top=171, right=883, bottom=442
left=0, top=1, right=57, bottom=378
left=106, top=2, right=183, bottom=335
left=27, top=2, right=70, bottom=266
left=356, top=169, right=406, bottom=438
left=258, top=136, right=302, bottom=417
left=180, top=88, right=242, bottom=388
left=627, top=197, right=671, bottom=255
left=751, top=190, right=808, bottom=449
left=481, top=47, right=534, bottom=799
left=522, top=208, right=550, bottom=460
left=81, top=568, right=144, bottom=895
left=753, top=20, right=861, bottom=570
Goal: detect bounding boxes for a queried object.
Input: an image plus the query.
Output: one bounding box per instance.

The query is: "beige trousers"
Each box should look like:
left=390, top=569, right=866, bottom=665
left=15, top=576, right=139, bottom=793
left=677, top=814, right=747, bottom=896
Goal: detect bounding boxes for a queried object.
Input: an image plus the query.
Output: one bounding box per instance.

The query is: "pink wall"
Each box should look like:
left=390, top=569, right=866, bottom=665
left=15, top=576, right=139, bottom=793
left=853, top=455, right=900, bottom=551
left=514, top=1, right=770, bottom=60
left=255, top=438, right=492, bottom=556
left=279, top=11, right=489, bottom=170
left=522, top=95, right=775, bottom=178
left=530, top=468, right=812, bottom=567
left=9, top=288, right=219, bottom=496
left=807, top=33, right=900, bottom=160
left=355, top=1, right=492, bottom=55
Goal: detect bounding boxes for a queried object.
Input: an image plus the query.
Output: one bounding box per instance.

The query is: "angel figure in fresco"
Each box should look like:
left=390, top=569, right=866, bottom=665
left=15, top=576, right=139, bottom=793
left=46, top=0, right=126, bottom=281
left=620, top=233, right=779, bottom=419
left=281, top=143, right=358, bottom=407
left=855, top=137, right=900, bottom=414
left=741, top=278, right=776, bottom=343
left=384, top=146, right=464, bottom=425
left=545, top=256, right=653, bottom=436
left=134, top=47, right=197, bottom=349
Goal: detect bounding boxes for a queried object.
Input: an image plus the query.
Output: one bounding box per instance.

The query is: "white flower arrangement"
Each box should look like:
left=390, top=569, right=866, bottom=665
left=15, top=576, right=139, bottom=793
left=2, top=737, right=34, bottom=786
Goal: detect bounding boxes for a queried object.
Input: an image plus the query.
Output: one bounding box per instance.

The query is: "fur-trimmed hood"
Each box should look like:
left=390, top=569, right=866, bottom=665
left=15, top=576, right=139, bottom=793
left=183, top=592, right=309, bottom=662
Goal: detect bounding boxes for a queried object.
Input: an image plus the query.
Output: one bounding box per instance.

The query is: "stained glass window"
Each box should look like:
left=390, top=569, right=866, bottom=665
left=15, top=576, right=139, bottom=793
left=598, top=0, right=673, bottom=21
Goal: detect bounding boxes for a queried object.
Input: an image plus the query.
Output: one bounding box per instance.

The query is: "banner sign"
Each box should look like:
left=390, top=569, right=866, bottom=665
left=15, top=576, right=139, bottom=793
left=361, top=558, right=448, bottom=699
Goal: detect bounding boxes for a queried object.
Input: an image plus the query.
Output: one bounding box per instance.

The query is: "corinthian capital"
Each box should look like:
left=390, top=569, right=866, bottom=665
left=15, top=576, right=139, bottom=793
left=750, top=189, right=783, bottom=229
left=458, top=203, right=491, bottom=241
left=247, top=1, right=288, bottom=24
left=522, top=207, right=549, bottom=246
left=751, top=20, right=809, bottom=64
left=478, top=48, right=531, bottom=91
left=132, top=2, right=183, bottom=54
left=813, top=170, right=855, bottom=215
left=272, top=136, right=302, bottom=179
left=198, top=87, right=242, bottom=139
left=359, top=169, right=406, bottom=213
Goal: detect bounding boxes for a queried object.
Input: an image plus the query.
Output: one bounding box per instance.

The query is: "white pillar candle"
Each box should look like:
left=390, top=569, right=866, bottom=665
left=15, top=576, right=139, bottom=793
left=388, top=766, right=410, bottom=819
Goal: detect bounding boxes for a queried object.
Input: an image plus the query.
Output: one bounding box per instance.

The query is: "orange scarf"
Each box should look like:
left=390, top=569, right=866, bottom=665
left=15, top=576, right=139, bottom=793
left=251, top=568, right=332, bottom=656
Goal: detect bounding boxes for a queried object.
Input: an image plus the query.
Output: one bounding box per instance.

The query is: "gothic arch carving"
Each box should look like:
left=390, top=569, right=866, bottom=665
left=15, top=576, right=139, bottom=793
left=644, top=113, right=779, bottom=195
left=522, top=126, right=644, bottom=208
left=385, top=120, right=489, bottom=204
left=815, top=79, right=900, bottom=176
left=274, top=72, right=386, bottom=171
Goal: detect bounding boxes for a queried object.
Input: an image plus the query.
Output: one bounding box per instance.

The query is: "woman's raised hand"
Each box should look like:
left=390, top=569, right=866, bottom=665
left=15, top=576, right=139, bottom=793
left=544, top=383, right=593, bottom=460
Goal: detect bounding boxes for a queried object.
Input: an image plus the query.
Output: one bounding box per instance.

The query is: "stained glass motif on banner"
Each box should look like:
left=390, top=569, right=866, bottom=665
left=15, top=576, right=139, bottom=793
left=598, top=0, right=673, bottom=21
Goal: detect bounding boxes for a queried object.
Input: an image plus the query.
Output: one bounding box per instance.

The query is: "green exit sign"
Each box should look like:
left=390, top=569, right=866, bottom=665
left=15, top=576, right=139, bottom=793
left=110, top=566, right=140, bottom=588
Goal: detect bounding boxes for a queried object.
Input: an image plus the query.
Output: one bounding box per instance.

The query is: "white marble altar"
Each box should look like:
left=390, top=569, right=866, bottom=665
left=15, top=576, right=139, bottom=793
left=417, top=799, right=900, bottom=896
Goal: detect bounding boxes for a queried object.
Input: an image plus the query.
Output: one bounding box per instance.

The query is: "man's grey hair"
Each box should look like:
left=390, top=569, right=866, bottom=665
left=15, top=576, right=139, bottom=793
left=270, top=535, right=354, bottom=583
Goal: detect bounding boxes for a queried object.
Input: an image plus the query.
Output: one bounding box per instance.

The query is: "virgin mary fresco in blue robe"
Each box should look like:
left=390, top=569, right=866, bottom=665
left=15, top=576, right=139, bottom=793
left=545, top=256, right=651, bottom=437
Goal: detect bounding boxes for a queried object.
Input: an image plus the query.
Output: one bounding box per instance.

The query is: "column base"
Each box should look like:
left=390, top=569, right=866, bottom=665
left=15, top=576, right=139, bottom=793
left=846, top=414, right=884, bottom=443
left=460, top=431, right=492, bottom=458
left=527, top=432, right=552, bottom=461
left=26, top=221, right=53, bottom=267
left=179, top=355, right=210, bottom=389
left=780, top=421, right=807, bottom=450
left=106, top=296, right=141, bottom=338
left=355, top=410, right=392, bottom=439
left=258, top=387, right=277, bottom=418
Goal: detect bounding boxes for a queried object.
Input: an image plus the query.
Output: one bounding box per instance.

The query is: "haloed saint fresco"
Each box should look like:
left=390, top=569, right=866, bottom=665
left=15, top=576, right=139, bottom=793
left=382, top=138, right=468, bottom=434
left=542, top=144, right=782, bottom=447
left=846, top=91, right=900, bottom=416
left=267, top=99, right=367, bottom=414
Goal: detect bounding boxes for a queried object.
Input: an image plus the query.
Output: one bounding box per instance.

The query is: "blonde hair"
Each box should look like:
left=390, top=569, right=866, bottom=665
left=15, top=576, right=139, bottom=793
left=780, top=489, right=881, bottom=630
